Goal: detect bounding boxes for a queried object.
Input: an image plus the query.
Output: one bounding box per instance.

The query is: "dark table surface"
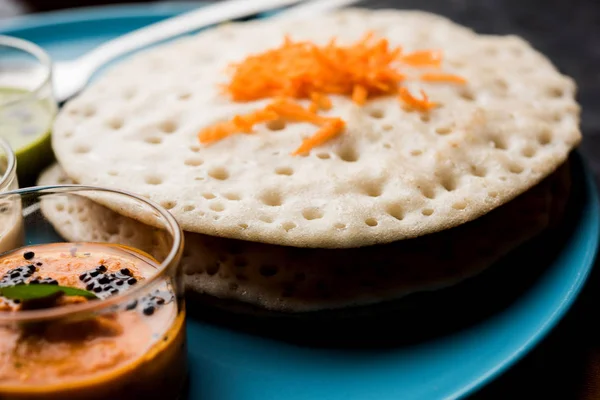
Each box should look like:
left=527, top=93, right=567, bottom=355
left=1, top=0, right=600, bottom=398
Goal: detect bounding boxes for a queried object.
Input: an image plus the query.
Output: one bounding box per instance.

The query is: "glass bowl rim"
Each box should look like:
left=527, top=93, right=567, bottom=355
left=0, top=184, right=184, bottom=323
left=0, top=138, right=16, bottom=192
left=0, top=34, right=53, bottom=108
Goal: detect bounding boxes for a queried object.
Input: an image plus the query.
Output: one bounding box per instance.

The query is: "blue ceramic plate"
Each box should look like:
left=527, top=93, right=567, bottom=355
left=1, top=4, right=598, bottom=399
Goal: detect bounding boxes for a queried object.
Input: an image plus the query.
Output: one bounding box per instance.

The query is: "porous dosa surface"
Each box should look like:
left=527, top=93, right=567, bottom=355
left=38, top=162, right=571, bottom=312
left=51, top=8, right=580, bottom=248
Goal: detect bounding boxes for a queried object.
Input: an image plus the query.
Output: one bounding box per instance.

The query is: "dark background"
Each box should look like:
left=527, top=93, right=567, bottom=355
left=2, top=0, right=600, bottom=398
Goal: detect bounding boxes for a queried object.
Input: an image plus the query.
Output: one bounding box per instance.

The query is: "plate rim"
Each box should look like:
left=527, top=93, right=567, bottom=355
left=0, top=1, right=206, bottom=33
left=455, top=152, right=600, bottom=397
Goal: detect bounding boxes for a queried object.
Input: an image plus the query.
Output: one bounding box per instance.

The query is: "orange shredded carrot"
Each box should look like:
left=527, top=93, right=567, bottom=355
left=199, top=32, right=469, bottom=154
left=198, top=121, right=238, bottom=144
left=198, top=109, right=278, bottom=143
left=292, top=118, right=346, bottom=155
left=232, top=109, right=279, bottom=133
left=398, top=87, right=437, bottom=112
left=401, top=50, right=442, bottom=68
left=266, top=98, right=329, bottom=125
left=309, top=92, right=332, bottom=112
left=352, top=84, right=368, bottom=105
left=420, top=73, right=466, bottom=84
left=224, top=32, right=407, bottom=103
left=198, top=98, right=345, bottom=154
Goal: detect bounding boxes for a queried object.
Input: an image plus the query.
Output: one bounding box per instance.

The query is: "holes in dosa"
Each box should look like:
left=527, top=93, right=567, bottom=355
left=368, top=109, right=385, bottom=119
left=206, top=263, right=219, bottom=276
left=189, top=145, right=201, bottom=153
left=452, top=200, right=467, bottom=210
left=145, top=136, right=162, bottom=145
left=421, top=208, right=434, bottom=216
left=210, top=202, right=225, bottom=212
left=224, top=193, right=241, bottom=201
left=238, top=223, right=249, bottom=229
left=259, top=215, right=274, bottom=223
left=260, top=191, right=282, bottom=207
left=334, top=223, right=346, bottom=230
left=438, top=172, right=457, bottom=192
left=159, top=120, right=178, bottom=134
left=107, top=117, right=124, bottom=130
left=538, top=129, right=552, bottom=145
left=183, top=205, right=195, bottom=212
left=490, top=135, right=508, bottom=150
left=317, top=152, right=331, bottom=160
left=361, top=181, right=383, bottom=197
left=160, top=200, right=177, bottom=210
left=546, top=86, right=565, bottom=98
left=435, top=126, right=453, bottom=135
left=521, top=146, right=536, bottom=158
left=275, top=167, right=294, bottom=176
left=282, top=222, right=296, bottom=231
left=470, top=165, right=487, bottom=177
left=145, top=175, right=163, bottom=185
left=74, top=145, right=90, bottom=154
left=208, top=167, right=229, bottom=180
left=459, top=89, right=476, bottom=102
left=508, top=162, right=524, bottom=174
left=202, top=193, right=216, bottom=200
left=266, top=119, right=286, bottom=131
left=82, top=106, right=96, bottom=117
left=386, top=203, right=404, bottom=221
left=302, top=208, right=323, bottom=220
left=419, top=183, right=436, bottom=199
left=336, top=145, right=359, bottom=162
left=184, top=158, right=204, bottom=167
left=365, top=218, right=378, bottom=227
left=410, top=149, right=423, bottom=157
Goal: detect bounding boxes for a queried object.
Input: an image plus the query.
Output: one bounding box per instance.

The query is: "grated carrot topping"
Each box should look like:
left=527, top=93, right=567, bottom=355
left=352, top=84, right=368, bottom=105
left=198, top=98, right=345, bottom=154
left=309, top=92, right=332, bottom=113
left=292, top=118, right=346, bottom=156
left=198, top=109, right=278, bottom=143
left=224, top=32, right=406, bottom=103
left=398, top=87, right=437, bottom=112
left=420, top=73, right=466, bottom=84
left=199, top=32, right=468, bottom=154
left=400, top=50, right=442, bottom=68
left=266, top=98, right=329, bottom=125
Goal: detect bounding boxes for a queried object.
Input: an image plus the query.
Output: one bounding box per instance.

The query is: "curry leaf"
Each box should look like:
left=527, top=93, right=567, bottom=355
left=0, top=284, right=98, bottom=301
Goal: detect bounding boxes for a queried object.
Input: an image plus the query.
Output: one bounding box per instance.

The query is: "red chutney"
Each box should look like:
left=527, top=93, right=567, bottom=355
left=0, top=243, right=187, bottom=400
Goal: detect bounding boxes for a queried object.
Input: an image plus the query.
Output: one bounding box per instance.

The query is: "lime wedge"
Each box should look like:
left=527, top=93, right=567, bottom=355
left=0, top=87, right=55, bottom=186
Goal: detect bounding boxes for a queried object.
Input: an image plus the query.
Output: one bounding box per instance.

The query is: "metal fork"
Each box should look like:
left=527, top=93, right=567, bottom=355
left=52, top=0, right=360, bottom=104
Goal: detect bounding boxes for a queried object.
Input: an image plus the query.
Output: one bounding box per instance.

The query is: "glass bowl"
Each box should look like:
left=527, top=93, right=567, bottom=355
left=0, top=35, right=56, bottom=187
left=0, top=138, right=17, bottom=192
left=0, top=184, right=186, bottom=400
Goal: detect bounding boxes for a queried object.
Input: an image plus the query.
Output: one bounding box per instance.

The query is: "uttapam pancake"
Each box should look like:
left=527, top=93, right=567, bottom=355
left=51, top=8, right=580, bottom=248
left=38, top=161, right=571, bottom=312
